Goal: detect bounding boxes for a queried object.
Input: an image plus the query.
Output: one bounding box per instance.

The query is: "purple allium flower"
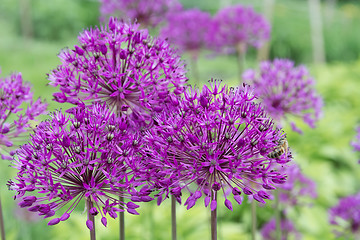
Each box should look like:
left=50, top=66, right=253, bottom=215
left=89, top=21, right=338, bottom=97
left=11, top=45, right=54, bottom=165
left=9, top=103, right=152, bottom=229
left=160, top=8, right=212, bottom=58
left=100, top=0, right=182, bottom=27
left=329, top=192, right=360, bottom=236
left=48, top=17, right=187, bottom=119
left=209, top=5, right=270, bottom=54
left=274, top=163, right=317, bottom=206
left=146, top=80, right=291, bottom=210
left=243, top=59, right=323, bottom=133
left=0, top=71, right=47, bottom=160
left=261, top=218, right=301, bottom=240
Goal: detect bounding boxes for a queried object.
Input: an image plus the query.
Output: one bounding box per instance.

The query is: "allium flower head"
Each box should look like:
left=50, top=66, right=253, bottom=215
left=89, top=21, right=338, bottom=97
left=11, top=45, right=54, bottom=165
left=0, top=71, right=47, bottom=160
left=100, top=0, right=182, bottom=27
left=209, top=5, right=270, bottom=53
left=243, top=59, right=323, bottom=133
left=146, top=80, right=291, bottom=211
left=9, top=103, right=152, bottom=229
left=160, top=8, right=212, bottom=58
left=261, top=218, right=301, bottom=240
left=49, top=17, right=187, bottom=120
left=329, top=192, right=360, bottom=235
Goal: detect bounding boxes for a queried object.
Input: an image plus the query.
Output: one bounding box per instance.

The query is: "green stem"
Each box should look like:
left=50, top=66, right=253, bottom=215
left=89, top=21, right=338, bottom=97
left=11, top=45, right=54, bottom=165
left=251, top=200, right=257, bottom=240
left=275, top=190, right=282, bottom=240
left=88, top=199, right=96, bottom=240
left=190, top=53, right=200, bottom=85
left=0, top=194, right=5, bottom=240
left=211, top=191, right=217, bottom=240
left=171, top=195, right=177, bottom=240
left=236, top=42, right=246, bottom=83
left=119, top=195, right=125, bottom=240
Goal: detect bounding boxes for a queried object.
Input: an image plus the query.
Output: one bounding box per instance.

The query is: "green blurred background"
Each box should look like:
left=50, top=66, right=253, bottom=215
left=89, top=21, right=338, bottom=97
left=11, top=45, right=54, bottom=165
left=1, top=0, right=360, bottom=239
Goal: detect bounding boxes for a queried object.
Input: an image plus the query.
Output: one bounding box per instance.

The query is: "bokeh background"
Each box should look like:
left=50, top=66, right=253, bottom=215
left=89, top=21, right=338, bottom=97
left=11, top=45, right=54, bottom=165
left=1, top=0, right=360, bottom=239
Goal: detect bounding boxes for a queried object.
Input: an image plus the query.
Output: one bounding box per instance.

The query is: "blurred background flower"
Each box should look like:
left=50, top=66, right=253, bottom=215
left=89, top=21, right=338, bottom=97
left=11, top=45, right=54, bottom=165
left=243, top=58, right=323, bottom=134
left=99, top=0, right=182, bottom=28
left=328, top=192, right=360, bottom=238
left=0, top=71, right=47, bottom=160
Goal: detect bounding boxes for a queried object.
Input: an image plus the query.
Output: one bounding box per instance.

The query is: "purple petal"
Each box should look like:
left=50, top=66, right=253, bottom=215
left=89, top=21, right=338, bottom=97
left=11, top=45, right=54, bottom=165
left=48, top=218, right=60, bottom=226
left=86, top=220, right=94, bottom=230
left=224, top=199, right=233, bottom=211
left=210, top=199, right=217, bottom=211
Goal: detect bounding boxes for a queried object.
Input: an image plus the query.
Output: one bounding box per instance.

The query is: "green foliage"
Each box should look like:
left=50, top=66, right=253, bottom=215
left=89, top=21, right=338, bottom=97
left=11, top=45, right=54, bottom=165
left=0, top=0, right=100, bottom=41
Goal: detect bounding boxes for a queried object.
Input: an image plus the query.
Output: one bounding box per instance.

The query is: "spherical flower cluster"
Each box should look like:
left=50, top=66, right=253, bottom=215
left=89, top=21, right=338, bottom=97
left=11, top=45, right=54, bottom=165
left=329, top=192, right=360, bottom=236
left=49, top=17, right=187, bottom=121
left=261, top=218, right=301, bottom=240
left=99, top=0, right=182, bottom=27
left=209, top=5, right=270, bottom=53
left=243, top=59, right=323, bottom=133
left=9, top=103, right=152, bottom=229
left=160, top=8, right=212, bottom=58
left=146, top=80, right=291, bottom=210
left=275, top=163, right=317, bottom=206
left=0, top=71, right=47, bottom=160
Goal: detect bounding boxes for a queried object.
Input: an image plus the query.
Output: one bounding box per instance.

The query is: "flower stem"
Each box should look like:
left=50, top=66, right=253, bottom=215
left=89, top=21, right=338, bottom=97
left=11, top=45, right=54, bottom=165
left=275, top=190, right=282, bottom=240
left=88, top=199, right=96, bottom=240
left=211, top=191, right=217, bottom=240
left=251, top=200, right=257, bottom=240
left=190, top=53, right=199, bottom=84
left=171, top=195, right=177, bottom=240
left=236, top=42, right=246, bottom=83
left=0, top=194, right=5, bottom=240
left=119, top=195, right=125, bottom=240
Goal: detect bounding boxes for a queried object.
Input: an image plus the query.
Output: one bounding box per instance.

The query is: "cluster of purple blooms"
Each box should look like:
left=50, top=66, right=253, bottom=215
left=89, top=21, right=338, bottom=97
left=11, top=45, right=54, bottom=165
left=329, top=192, right=360, bottom=236
left=0, top=71, right=47, bottom=160
left=243, top=58, right=323, bottom=133
left=160, top=4, right=270, bottom=56
left=100, top=1, right=270, bottom=57
left=48, top=17, right=187, bottom=123
left=9, top=103, right=152, bottom=229
left=6, top=8, right=295, bottom=235
left=100, top=0, right=181, bottom=27
left=146, top=80, right=291, bottom=209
